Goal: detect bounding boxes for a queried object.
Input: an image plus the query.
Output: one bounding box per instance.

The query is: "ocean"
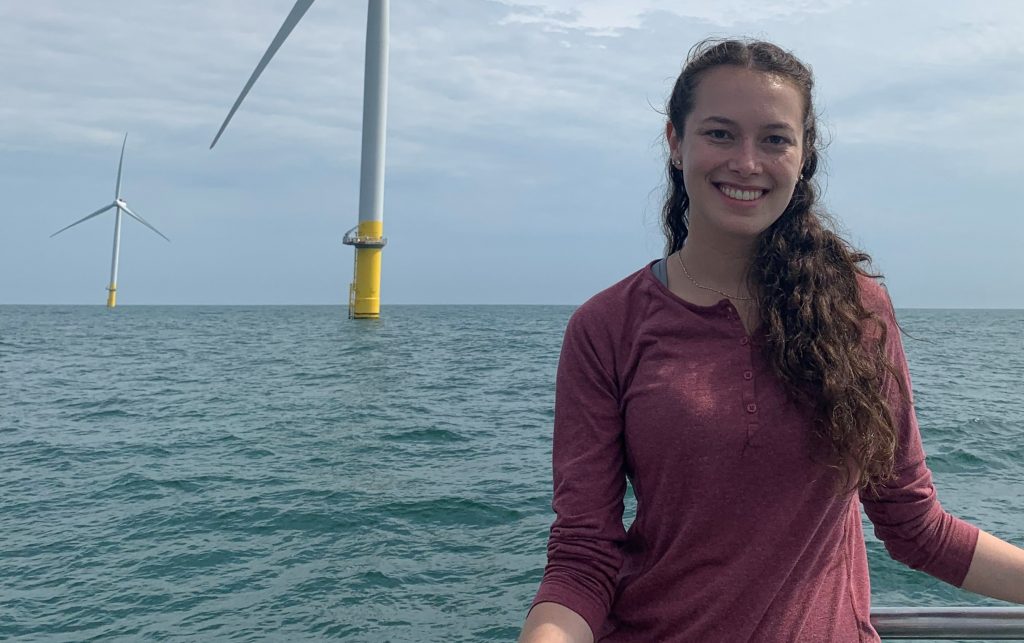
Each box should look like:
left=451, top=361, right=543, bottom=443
left=2, top=305, right=1022, bottom=641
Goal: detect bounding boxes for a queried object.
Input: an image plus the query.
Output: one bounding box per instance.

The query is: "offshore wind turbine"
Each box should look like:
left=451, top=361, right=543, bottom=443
left=51, top=133, right=170, bottom=308
left=211, top=0, right=390, bottom=319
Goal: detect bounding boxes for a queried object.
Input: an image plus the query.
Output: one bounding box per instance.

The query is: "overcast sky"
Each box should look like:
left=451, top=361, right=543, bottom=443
left=2, top=1, right=1022, bottom=307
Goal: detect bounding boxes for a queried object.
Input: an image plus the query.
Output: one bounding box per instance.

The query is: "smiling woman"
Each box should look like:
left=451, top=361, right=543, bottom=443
left=668, top=65, right=804, bottom=247
left=517, top=38, right=1024, bottom=643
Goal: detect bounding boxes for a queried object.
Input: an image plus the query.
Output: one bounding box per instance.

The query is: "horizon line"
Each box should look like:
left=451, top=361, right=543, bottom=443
left=3, top=303, right=1023, bottom=311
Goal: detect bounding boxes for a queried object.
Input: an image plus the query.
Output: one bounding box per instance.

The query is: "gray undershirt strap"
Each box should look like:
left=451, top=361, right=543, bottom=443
left=652, top=257, right=669, bottom=287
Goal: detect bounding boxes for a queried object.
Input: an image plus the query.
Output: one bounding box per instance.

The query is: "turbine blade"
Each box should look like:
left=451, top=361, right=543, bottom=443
left=115, top=132, right=128, bottom=198
left=121, top=205, right=170, bottom=242
left=209, top=0, right=316, bottom=148
left=50, top=203, right=116, bottom=238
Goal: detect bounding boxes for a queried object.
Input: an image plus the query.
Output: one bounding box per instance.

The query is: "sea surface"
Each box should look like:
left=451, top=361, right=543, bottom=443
left=1, top=305, right=1022, bottom=642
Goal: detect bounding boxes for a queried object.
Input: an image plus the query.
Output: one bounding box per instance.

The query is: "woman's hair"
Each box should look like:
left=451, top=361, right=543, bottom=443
left=662, top=38, right=904, bottom=493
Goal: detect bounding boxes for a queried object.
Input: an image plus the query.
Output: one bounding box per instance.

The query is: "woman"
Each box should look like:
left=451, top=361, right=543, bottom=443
left=519, top=39, right=1024, bottom=643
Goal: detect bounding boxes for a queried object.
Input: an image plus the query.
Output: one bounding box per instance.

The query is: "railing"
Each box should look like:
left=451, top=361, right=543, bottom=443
left=871, top=607, right=1024, bottom=639
left=342, top=225, right=387, bottom=248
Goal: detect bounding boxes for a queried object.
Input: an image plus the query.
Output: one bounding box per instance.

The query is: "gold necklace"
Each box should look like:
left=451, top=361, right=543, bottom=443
left=676, top=251, right=755, bottom=301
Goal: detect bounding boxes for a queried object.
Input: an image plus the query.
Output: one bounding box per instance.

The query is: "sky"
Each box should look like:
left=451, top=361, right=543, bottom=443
left=2, top=1, right=1022, bottom=307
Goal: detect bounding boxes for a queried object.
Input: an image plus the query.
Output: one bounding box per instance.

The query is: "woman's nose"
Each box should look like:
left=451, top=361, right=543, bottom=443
left=727, top=139, right=762, bottom=176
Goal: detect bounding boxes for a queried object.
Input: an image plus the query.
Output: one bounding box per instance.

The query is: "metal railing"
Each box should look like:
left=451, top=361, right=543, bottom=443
left=871, top=607, right=1024, bottom=639
left=342, top=225, right=387, bottom=248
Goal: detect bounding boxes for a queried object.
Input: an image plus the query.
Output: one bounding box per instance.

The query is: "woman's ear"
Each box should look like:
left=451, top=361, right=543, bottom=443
left=665, top=120, right=679, bottom=154
left=666, top=120, right=682, bottom=168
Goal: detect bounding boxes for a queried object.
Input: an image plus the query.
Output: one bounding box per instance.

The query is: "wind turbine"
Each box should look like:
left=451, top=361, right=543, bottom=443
left=51, top=133, right=170, bottom=308
left=211, top=0, right=390, bottom=319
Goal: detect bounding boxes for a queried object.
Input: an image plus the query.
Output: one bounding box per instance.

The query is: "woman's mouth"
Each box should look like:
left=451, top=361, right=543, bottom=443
left=716, top=183, right=767, bottom=202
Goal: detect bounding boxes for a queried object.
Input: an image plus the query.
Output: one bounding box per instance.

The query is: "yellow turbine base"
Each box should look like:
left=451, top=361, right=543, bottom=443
left=351, top=220, right=384, bottom=319
left=106, top=286, right=117, bottom=309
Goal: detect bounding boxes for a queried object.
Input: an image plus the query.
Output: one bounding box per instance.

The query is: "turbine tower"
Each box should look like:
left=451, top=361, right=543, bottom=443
left=51, top=133, right=170, bottom=308
left=211, top=0, right=390, bottom=319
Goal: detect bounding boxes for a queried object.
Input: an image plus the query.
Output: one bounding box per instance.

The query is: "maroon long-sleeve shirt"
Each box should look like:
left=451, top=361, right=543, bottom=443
left=531, top=262, right=979, bottom=642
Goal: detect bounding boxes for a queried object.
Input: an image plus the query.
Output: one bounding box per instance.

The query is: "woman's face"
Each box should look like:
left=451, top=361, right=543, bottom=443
left=668, top=65, right=805, bottom=242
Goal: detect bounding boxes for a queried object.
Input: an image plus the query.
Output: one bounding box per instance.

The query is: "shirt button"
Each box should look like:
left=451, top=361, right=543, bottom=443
left=743, top=371, right=753, bottom=380
left=746, top=403, right=758, bottom=413
left=740, top=337, right=749, bottom=346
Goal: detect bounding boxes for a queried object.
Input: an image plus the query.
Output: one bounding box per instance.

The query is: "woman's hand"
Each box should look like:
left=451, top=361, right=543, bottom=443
left=518, top=602, right=594, bottom=643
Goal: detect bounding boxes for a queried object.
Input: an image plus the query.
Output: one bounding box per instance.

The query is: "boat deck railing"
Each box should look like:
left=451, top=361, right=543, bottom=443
left=871, top=607, right=1024, bottom=639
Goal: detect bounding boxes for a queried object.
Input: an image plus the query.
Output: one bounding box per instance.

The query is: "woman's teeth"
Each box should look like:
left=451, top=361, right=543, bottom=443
left=718, top=185, right=765, bottom=201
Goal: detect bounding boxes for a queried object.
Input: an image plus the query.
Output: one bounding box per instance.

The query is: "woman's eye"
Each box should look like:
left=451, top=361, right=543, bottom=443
left=766, top=135, right=791, bottom=146
left=705, top=129, right=731, bottom=141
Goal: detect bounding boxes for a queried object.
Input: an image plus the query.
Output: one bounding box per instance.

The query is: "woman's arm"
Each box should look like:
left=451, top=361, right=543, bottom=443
left=518, top=602, right=594, bottom=643
left=521, top=304, right=629, bottom=639
left=858, top=284, right=981, bottom=585
left=961, top=530, right=1024, bottom=604
left=861, top=285, right=1022, bottom=597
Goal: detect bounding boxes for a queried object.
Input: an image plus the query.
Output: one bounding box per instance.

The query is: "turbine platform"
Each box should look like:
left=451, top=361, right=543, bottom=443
left=343, top=226, right=387, bottom=248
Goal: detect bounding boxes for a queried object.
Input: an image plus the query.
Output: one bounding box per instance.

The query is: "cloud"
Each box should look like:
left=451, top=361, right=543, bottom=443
left=494, top=0, right=853, bottom=34
left=836, top=91, right=1024, bottom=158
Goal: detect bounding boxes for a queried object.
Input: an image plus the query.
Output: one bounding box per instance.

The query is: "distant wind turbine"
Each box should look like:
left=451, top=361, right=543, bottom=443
left=211, top=0, right=390, bottom=319
left=51, top=133, right=170, bottom=308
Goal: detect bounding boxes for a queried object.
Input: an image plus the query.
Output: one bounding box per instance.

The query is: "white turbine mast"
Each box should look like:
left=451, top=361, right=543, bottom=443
left=211, top=0, right=391, bottom=319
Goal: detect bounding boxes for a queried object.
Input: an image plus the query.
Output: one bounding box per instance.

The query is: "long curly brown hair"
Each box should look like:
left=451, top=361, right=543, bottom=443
left=662, top=38, right=905, bottom=493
